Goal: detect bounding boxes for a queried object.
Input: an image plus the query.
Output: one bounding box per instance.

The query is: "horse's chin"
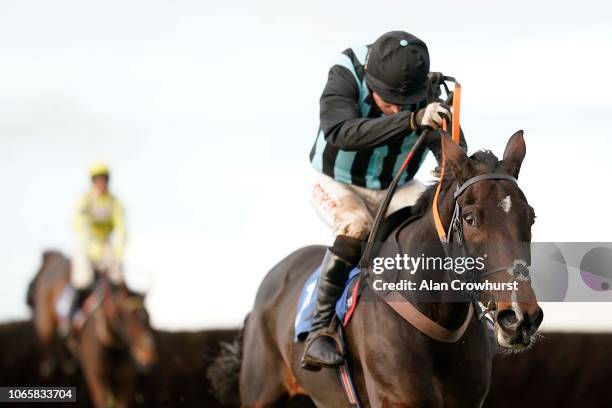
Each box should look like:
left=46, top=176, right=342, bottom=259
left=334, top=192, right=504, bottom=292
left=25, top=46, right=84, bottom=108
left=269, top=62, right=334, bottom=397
left=494, top=324, right=539, bottom=354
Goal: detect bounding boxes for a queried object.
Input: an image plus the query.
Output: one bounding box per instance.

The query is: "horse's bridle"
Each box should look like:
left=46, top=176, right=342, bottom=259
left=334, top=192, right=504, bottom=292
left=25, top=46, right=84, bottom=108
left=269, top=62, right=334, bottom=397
left=442, top=173, right=530, bottom=280
left=442, top=172, right=532, bottom=320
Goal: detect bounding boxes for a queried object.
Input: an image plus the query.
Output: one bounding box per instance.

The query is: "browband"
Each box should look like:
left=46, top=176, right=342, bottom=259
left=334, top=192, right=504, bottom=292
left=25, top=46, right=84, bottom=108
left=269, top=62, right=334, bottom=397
left=453, top=173, right=517, bottom=199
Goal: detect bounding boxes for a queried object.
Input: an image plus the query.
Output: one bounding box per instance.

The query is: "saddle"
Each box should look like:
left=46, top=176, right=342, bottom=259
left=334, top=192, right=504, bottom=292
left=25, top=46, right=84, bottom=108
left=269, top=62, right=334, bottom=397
left=294, top=205, right=422, bottom=341
left=56, top=275, right=112, bottom=336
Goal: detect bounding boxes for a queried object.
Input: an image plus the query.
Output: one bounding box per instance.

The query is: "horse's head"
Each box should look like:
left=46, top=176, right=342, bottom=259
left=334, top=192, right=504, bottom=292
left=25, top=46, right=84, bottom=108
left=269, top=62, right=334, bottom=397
left=102, top=284, right=157, bottom=371
left=442, top=131, right=543, bottom=351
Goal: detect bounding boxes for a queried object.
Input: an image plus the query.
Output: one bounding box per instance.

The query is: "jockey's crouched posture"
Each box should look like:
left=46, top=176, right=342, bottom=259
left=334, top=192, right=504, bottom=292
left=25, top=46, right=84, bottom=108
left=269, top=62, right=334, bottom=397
left=302, top=31, right=466, bottom=369
left=68, top=163, right=126, bottom=327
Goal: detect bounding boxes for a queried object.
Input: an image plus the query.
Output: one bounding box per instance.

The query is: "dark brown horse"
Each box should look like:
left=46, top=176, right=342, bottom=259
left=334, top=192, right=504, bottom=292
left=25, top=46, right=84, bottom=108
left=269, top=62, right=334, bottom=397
left=209, top=131, right=543, bottom=407
left=27, top=250, right=157, bottom=408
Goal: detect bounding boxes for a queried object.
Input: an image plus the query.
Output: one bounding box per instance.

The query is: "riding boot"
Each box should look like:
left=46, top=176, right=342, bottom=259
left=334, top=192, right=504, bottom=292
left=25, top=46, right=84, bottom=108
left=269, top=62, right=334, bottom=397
left=301, top=236, right=361, bottom=370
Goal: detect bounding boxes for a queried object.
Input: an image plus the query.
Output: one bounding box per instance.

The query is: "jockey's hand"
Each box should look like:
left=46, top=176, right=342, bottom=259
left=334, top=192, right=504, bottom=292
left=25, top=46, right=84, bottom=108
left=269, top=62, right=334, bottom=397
left=415, top=102, right=450, bottom=130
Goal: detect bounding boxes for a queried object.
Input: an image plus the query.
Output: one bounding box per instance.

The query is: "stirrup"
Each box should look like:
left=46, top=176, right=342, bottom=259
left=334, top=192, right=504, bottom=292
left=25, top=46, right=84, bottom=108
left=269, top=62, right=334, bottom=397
left=301, top=328, right=344, bottom=370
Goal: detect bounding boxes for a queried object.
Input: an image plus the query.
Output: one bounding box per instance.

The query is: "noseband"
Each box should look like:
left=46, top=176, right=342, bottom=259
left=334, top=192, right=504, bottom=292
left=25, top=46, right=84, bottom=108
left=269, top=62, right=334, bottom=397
left=445, top=172, right=531, bottom=283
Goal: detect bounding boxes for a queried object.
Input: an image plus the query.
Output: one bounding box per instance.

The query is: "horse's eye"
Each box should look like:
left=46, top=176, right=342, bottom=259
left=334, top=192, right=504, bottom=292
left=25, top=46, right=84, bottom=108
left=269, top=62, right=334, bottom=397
left=463, top=213, right=477, bottom=228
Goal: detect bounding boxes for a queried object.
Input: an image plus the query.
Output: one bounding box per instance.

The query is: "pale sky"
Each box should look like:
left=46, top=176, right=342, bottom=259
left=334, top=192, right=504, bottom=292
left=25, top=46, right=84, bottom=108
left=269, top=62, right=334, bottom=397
left=1, top=0, right=611, bottom=331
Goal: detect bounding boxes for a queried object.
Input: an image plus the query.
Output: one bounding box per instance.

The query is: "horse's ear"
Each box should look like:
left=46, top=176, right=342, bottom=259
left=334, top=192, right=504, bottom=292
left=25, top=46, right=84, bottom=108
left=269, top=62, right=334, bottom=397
left=441, top=134, right=472, bottom=183
left=503, top=130, right=526, bottom=178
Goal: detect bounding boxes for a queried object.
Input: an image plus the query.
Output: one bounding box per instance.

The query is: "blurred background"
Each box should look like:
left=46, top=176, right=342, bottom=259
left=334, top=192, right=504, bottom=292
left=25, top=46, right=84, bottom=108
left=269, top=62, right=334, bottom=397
left=2, top=0, right=612, bottom=333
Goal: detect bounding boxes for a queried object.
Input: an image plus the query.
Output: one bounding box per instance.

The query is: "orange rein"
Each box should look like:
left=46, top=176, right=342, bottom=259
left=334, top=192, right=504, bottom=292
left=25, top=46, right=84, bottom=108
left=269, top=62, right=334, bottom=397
left=432, top=82, right=461, bottom=243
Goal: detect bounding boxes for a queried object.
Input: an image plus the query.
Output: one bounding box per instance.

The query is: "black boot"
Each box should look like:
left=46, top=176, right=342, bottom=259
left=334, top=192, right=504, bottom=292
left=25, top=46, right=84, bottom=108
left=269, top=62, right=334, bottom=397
left=301, top=249, right=355, bottom=370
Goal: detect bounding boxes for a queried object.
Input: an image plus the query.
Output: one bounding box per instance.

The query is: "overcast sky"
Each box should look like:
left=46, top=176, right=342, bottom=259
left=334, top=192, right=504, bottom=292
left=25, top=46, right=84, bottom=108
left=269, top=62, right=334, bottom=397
left=1, top=0, right=611, bottom=331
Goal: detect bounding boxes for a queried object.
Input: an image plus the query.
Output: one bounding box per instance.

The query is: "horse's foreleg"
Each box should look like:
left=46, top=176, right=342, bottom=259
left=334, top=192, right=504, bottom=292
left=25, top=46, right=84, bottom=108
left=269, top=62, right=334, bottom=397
left=346, top=303, right=443, bottom=408
left=78, top=329, right=111, bottom=408
left=80, top=357, right=108, bottom=408
left=81, top=367, right=108, bottom=408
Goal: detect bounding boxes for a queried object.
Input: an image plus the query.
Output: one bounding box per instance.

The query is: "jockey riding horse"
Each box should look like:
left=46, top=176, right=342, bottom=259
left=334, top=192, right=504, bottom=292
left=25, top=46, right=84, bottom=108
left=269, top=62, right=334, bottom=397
left=66, top=162, right=127, bottom=335
left=303, top=31, right=467, bottom=369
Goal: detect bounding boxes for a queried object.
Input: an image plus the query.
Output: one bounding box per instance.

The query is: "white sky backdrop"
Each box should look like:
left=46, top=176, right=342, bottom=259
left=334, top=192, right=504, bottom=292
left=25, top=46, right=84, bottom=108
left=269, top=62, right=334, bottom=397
left=1, top=0, right=611, bottom=331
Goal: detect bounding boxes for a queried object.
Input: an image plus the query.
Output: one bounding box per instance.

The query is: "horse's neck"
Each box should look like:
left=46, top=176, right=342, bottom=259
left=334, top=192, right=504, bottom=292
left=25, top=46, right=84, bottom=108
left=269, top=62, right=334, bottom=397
left=89, top=307, right=117, bottom=347
left=407, top=183, right=457, bottom=243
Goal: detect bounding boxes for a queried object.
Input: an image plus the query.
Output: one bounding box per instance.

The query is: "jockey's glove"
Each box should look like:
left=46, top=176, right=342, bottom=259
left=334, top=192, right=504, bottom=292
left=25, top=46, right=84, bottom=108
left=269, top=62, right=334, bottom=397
left=414, top=102, right=450, bottom=130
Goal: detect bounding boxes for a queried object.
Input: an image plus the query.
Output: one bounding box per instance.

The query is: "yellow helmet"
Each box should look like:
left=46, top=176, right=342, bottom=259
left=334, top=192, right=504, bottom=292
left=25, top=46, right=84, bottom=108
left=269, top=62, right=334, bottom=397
left=89, top=162, right=110, bottom=178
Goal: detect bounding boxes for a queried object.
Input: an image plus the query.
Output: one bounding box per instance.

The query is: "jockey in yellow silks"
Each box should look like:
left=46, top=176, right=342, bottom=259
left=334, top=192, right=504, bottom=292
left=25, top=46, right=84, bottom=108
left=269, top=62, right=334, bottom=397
left=69, top=162, right=126, bottom=322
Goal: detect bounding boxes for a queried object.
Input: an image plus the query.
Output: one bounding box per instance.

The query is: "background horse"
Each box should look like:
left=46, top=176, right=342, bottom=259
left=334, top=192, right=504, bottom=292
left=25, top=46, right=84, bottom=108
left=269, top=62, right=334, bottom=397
left=28, top=250, right=157, bottom=408
left=209, top=131, right=543, bottom=407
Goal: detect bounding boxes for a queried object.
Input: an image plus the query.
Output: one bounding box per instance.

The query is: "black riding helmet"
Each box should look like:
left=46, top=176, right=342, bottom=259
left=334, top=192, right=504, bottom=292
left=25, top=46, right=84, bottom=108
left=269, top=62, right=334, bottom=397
left=366, top=31, right=430, bottom=106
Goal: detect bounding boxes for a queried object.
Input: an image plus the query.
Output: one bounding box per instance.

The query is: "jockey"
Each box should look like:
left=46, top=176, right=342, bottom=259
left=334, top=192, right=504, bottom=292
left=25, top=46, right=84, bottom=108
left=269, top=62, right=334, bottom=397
left=68, top=162, right=126, bottom=324
left=302, top=31, right=465, bottom=369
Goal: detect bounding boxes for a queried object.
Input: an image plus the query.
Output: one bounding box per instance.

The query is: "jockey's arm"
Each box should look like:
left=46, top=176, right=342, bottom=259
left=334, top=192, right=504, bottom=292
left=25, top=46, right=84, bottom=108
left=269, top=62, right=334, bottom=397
left=320, top=65, right=417, bottom=151
left=112, top=199, right=126, bottom=261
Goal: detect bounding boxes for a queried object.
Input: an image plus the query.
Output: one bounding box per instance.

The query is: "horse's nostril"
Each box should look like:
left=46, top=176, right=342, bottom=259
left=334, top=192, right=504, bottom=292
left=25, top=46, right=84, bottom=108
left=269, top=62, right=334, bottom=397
left=512, top=307, right=543, bottom=338
left=497, top=309, right=521, bottom=335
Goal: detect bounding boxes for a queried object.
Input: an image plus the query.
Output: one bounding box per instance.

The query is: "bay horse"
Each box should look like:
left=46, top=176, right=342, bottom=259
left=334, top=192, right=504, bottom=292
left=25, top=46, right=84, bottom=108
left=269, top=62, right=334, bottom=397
left=210, top=131, right=543, bottom=407
left=27, top=250, right=157, bottom=408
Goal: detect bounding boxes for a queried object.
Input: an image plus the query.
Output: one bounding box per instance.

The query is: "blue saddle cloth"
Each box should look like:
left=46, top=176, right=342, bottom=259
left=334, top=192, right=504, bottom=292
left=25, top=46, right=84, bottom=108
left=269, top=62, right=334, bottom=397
left=294, top=266, right=361, bottom=341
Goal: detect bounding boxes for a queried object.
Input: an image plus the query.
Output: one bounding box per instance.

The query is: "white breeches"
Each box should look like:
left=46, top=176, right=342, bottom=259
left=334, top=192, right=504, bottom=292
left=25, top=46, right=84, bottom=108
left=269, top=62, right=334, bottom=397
left=311, top=173, right=427, bottom=240
left=71, top=242, right=124, bottom=289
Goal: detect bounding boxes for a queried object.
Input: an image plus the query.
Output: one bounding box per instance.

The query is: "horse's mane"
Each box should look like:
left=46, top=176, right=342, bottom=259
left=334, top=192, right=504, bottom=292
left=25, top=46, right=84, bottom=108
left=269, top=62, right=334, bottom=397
left=411, top=150, right=501, bottom=216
